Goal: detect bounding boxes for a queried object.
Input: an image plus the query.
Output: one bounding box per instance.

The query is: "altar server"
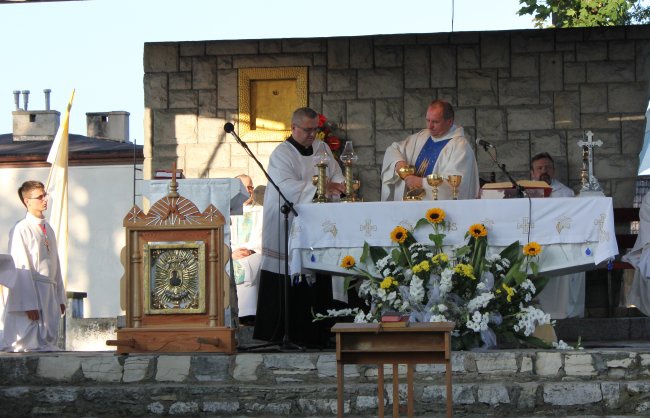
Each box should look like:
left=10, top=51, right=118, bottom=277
left=231, top=174, right=263, bottom=325
left=621, top=191, right=650, bottom=316
left=1, top=181, right=66, bottom=352
left=381, top=99, right=479, bottom=201
left=254, top=107, right=345, bottom=347
left=531, top=153, right=585, bottom=319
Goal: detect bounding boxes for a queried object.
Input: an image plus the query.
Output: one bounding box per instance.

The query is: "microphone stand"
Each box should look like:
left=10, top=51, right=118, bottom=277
left=225, top=124, right=303, bottom=352
left=480, top=143, right=526, bottom=198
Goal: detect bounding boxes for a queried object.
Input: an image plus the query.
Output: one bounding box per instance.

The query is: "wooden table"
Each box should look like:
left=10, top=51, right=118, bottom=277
left=332, top=322, right=455, bottom=418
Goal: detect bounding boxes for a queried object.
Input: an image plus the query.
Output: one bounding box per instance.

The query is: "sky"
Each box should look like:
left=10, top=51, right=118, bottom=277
left=0, top=0, right=538, bottom=144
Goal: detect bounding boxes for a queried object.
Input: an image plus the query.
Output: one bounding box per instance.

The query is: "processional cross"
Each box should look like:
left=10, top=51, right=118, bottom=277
left=577, top=130, right=603, bottom=193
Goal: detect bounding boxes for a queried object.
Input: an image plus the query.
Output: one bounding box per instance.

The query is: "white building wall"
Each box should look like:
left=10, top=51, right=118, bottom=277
left=1, top=164, right=142, bottom=318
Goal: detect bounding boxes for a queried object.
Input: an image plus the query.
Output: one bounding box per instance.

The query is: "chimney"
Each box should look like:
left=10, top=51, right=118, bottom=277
left=21, top=90, right=30, bottom=111
left=44, top=89, right=51, bottom=111
left=12, top=89, right=60, bottom=141
left=13, top=91, right=20, bottom=110
left=86, top=111, right=130, bottom=143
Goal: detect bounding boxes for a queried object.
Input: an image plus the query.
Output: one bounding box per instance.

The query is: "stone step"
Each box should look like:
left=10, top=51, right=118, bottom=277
left=1, top=348, right=649, bottom=416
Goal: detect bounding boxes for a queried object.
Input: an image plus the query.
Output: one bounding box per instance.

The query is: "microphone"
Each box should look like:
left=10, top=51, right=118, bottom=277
left=224, top=122, right=235, bottom=133
left=476, top=138, right=495, bottom=149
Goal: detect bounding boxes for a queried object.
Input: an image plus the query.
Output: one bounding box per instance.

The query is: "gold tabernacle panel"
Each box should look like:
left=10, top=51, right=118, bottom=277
left=238, top=67, right=308, bottom=142
left=143, top=241, right=206, bottom=315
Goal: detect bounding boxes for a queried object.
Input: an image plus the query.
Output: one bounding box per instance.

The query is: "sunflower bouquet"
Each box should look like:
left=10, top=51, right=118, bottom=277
left=316, top=207, right=554, bottom=350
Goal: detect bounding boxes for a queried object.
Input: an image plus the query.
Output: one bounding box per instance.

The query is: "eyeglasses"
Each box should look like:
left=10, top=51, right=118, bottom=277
left=295, top=125, right=319, bottom=134
left=28, top=193, right=49, bottom=201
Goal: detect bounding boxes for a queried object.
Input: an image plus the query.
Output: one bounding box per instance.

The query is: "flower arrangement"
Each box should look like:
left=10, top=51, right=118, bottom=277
left=316, top=114, right=344, bottom=162
left=316, top=207, right=556, bottom=351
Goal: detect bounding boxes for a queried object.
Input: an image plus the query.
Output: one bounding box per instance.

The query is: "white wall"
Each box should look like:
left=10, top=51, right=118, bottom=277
left=1, top=164, right=142, bottom=318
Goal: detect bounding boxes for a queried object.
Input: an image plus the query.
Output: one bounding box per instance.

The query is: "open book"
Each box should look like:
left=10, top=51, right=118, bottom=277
left=481, top=180, right=551, bottom=198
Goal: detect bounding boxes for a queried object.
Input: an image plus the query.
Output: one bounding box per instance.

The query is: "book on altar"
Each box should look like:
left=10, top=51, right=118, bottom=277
left=480, top=180, right=551, bottom=199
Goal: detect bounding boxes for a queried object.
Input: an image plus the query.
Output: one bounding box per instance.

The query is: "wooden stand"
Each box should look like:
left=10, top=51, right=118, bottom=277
left=332, top=322, right=454, bottom=418
left=107, top=166, right=235, bottom=354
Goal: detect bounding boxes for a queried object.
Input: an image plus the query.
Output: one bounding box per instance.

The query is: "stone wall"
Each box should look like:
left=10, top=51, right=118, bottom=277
left=143, top=25, right=650, bottom=206
left=1, top=349, right=649, bottom=416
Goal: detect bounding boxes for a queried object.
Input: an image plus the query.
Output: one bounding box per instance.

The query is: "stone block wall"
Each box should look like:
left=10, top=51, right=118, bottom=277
left=143, top=25, right=650, bottom=206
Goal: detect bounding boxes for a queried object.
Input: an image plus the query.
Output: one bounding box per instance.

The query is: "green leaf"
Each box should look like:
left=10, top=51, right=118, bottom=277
left=368, top=245, right=388, bottom=264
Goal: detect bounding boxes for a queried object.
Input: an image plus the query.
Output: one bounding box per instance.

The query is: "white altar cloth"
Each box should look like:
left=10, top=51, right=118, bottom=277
left=288, top=197, right=618, bottom=277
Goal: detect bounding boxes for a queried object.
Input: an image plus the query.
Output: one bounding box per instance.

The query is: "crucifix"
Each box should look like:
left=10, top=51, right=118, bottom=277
left=577, top=130, right=603, bottom=194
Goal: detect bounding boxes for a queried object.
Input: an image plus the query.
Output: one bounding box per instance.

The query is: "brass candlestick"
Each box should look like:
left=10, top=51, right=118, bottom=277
left=426, top=173, right=444, bottom=200
left=313, top=163, right=330, bottom=203
left=447, top=174, right=462, bottom=200
left=340, top=141, right=361, bottom=202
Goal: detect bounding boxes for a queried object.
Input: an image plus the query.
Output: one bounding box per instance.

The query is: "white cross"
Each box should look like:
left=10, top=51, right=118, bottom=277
left=360, top=219, right=377, bottom=237
left=517, top=217, right=534, bottom=234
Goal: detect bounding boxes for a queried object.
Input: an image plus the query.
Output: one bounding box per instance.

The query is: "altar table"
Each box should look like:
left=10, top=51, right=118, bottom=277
left=288, top=197, right=618, bottom=277
left=332, top=322, right=454, bottom=418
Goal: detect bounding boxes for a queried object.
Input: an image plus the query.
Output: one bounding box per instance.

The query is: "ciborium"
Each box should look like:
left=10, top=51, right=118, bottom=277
left=447, top=174, right=462, bottom=200
left=426, top=173, right=444, bottom=200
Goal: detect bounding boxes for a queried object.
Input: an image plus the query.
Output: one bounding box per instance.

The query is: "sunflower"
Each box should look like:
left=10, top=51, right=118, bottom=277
left=390, top=226, right=408, bottom=244
left=340, top=255, right=356, bottom=269
left=468, top=223, right=487, bottom=238
left=425, top=208, right=445, bottom=224
left=523, top=242, right=542, bottom=256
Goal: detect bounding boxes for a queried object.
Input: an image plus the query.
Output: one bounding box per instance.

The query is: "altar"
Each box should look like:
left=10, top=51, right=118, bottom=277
left=288, top=197, right=618, bottom=277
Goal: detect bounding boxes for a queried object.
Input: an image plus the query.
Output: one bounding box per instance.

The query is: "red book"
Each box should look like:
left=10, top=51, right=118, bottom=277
left=381, top=312, right=409, bottom=322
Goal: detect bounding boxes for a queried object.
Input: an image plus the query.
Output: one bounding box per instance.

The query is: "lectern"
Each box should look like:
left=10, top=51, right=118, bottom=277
left=107, top=170, right=235, bottom=354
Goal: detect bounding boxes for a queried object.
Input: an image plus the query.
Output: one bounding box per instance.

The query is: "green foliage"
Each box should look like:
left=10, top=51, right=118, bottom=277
left=518, top=0, right=650, bottom=28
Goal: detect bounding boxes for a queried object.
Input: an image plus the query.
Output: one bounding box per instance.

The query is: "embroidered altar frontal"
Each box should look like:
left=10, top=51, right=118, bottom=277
left=288, top=197, right=618, bottom=277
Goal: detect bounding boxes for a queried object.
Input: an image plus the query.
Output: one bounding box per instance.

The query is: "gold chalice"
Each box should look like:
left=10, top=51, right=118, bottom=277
left=352, top=179, right=361, bottom=192
left=397, top=165, right=415, bottom=180
left=426, top=173, right=444, bottom=200
left=447, top=174, right=462, bottom=200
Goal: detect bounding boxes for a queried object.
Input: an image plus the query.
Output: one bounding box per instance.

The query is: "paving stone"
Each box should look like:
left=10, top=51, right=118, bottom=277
left=477, top=383, right=510, bottom=405
left=565, top=353, right=597, bottom=377
left=543, top=382, right=602, bottom=406
left=535, top=352, right=562, bottom=376
left=155, top=356, right=191, bottom=382
left=234, top=353, right=262, bottom=381
left=80, top=356, right=122, bottom=382
left=37, top=356, right=80, bottom=380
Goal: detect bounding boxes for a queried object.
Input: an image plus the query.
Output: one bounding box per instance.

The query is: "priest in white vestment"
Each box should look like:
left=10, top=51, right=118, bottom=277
left=621, top=191, right=650, bottom=316
left=254, top=107, right=345, bottom=347
left=1, top=181, right=66, bottom=352
left=381, top=100, right=479, bottom=201
left=530, top=153, right=585, bottom=319
left=231, top=175, right=263, bottom=324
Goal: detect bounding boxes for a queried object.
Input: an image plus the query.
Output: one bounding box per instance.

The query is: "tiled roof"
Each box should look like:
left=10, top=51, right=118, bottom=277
left=0, top=132, right=143, bottom=164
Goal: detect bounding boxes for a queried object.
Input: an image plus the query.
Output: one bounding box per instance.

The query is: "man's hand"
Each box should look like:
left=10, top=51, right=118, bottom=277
left=232, top=248, right=254, bottom=260
left=405, top=175, right=423, bottom=190
left=395, top=161, right=408, bottom=173
left=26, top=310, right=39, bottom=321
left=326, top=181, right=346, bottom=196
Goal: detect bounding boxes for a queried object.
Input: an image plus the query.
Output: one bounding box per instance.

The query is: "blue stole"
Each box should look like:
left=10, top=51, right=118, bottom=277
left=414, top=137, right=451, bottom=176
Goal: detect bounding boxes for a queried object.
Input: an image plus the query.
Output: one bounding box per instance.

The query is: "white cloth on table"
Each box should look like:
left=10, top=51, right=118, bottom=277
left=535, top=180, right=585, bottom=319
left=621, top=191, right=650, bottom=316
left=261, top=139, right=344, bottom=276
left=231, top=204, right=263, bottom=317
left=380, top=126, right=480, bottom=201
left=1, top=213, right=66, bottom=352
